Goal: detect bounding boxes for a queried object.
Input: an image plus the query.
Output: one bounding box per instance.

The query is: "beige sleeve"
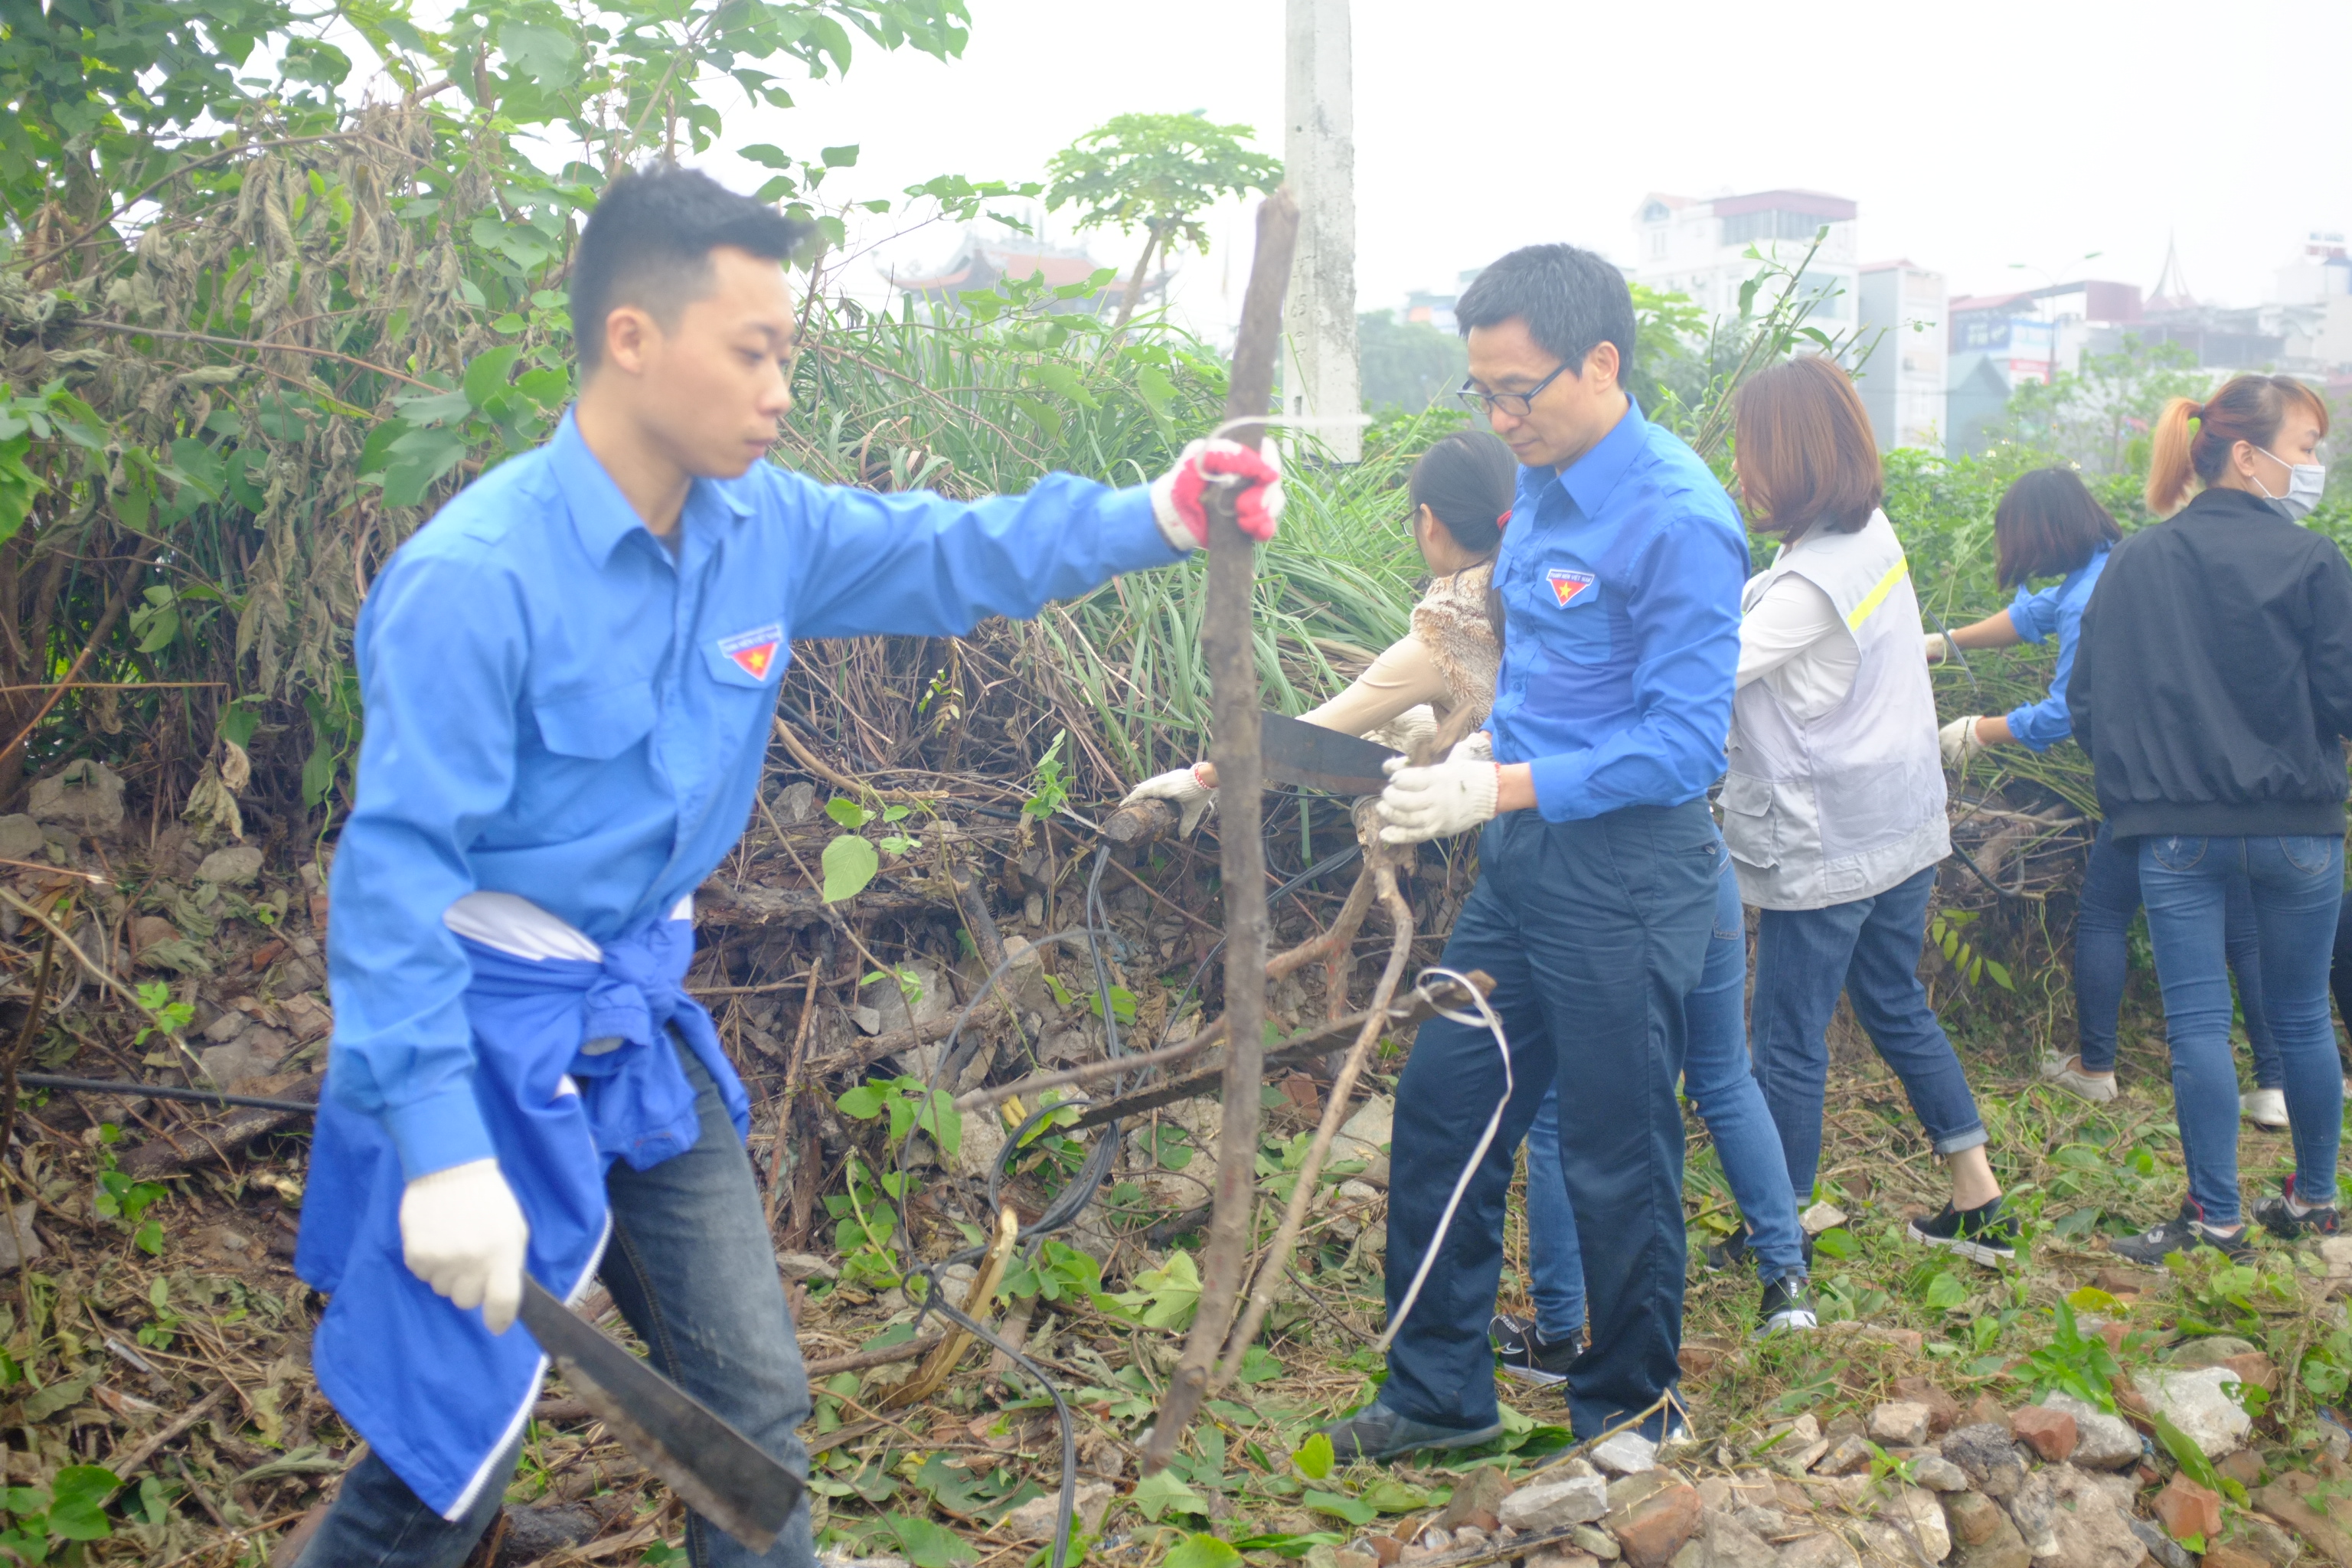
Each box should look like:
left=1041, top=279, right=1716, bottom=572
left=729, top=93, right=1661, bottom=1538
left=1300, top=634, right=1452, bottom=737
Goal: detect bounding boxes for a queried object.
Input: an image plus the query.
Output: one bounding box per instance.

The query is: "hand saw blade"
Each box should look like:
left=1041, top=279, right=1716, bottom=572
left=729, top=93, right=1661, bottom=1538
left=520, top=1277, right=802, bottom=1552
left=1256, top=710, right=1401, bottom=795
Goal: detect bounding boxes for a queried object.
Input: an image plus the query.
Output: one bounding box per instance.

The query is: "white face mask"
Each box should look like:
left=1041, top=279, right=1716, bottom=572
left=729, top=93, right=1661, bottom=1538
left=2252, top=446, right=2328, bottom=521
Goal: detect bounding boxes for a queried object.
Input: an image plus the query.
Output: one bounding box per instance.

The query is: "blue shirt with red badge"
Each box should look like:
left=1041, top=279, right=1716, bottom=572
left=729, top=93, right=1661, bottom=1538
left=1484, top=398, right=1748, bottom=820
left=325, top=409, right=1184, bottom=1182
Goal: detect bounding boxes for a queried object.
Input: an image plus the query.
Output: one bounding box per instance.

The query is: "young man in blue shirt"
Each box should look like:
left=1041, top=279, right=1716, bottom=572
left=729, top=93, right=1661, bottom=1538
left=1324, top=244, right=1747, bottom=1455
left=289, top=167, right=1282, bottom=1567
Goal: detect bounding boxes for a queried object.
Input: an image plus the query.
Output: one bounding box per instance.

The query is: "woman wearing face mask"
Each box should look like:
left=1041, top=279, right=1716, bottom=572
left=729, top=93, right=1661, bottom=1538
left=1924, top=469, right=2291, bottom=1122
left=1723, top=356, right=2015, bottom=1268
left=2072, top=375, right=2348, bottom=1262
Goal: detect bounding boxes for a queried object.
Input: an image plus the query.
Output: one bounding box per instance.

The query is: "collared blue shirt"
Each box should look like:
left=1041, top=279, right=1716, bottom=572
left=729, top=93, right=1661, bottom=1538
left=329, top=411, right=1182, bottom=1179
left=1485, top=399, right=1748, bottom=820
left=2001, top=542, right=2109, bottom=752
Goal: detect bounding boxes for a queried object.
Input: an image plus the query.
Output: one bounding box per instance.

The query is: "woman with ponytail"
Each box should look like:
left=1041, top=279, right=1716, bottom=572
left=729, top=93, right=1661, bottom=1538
left=2070, top=374, right=2352, bottom=1262
left=1926, top=469, right=2289, bottom=1121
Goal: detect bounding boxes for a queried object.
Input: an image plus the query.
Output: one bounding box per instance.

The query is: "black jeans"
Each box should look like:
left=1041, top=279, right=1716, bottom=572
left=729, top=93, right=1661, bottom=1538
left=298, top=1043, right=814, bottom=1567
left=1381, top=802, right=1717, bottom=1439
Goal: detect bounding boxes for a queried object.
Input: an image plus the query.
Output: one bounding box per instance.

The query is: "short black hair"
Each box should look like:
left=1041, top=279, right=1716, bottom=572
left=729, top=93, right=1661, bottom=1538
left=570, top=164, right=815, bottom=371
left=1409, top=430, right=1517, bottom=555
left=1994, top=466, right=2122, bottom=588
left=1455, top=243, right=1637, bottom=380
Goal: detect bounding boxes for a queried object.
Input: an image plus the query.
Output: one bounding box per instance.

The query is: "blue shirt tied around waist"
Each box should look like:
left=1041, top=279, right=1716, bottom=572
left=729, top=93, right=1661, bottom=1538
left=1484, top=399, right=1749, bottom=819
left=2004, top=541, right=2109, bottom=752
left=300, top=409, right=1183, bottom=1517
left=297, top=905, right=742, bottom=1518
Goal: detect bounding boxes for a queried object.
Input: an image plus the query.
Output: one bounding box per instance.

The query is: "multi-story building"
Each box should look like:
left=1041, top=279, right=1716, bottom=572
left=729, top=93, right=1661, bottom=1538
left=2265, top=231, right=2352, bottom=372
left=1944, top=281, right=2145, bottom=456
left=1855, top=261, right=1948, bottom=454
left=1632, top=189, right=1859, bottom=330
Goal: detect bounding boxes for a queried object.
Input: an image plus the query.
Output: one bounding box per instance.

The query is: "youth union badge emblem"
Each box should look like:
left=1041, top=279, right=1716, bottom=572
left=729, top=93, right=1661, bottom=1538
left=717, top=622, right=783, bottom=679
left=1546, top=567, right=1596, bottom=608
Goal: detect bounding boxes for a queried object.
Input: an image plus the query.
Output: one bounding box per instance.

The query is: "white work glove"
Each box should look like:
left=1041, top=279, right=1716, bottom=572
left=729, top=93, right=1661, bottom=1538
left=1149, top=438, right=1285, bottom=550
left=1122, top=763, right=1217, bottom=835
left=1370, top=704, right=1439, bottom=758
left=400, top=1157, right=530, bottom=1334
left=1377, top=753, right=1500, bottom=844
left=1923, top=632, right=1953, bottom=665
left=1447, top=730, right=1494, bottom=764
left=1939, top=715, right=1988, bottom=769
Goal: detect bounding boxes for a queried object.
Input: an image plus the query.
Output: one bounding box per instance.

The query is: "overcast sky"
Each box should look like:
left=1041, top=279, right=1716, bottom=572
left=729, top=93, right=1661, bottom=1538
left=683, top=0, right=2352, bottom=341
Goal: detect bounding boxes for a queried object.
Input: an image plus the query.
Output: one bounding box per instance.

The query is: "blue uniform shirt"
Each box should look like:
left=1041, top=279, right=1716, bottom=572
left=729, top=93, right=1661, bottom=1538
left=1485, top=399, right=1748, bottom=821
left=330, top=411, right=1183, bottom=1180
left=2001, top=542, right=2109, bottom=751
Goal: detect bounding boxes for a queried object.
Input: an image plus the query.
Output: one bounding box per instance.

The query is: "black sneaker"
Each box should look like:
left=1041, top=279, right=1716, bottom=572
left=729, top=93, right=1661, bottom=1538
left=1318, top=1400, right=1505, bottom=1462
left=1908, top=1197, right=2018, bottom=1266
left=1756, top=1275, right=1818, bottom=1338
left=2253, top=1178, right=2341, bottom=1241
left=1488, top=1312, right=1579, bottom=1386
left=2108, top=1203, right=2254, bottom=1265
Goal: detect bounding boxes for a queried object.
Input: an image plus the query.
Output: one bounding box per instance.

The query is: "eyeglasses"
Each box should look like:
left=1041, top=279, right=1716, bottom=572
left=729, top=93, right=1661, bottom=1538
left=1456, top=360, right=1571, bottom=418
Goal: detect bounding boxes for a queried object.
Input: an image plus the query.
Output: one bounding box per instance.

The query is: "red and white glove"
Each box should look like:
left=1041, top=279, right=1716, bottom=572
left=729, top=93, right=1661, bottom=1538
left=1122, top=763, right=1217, bottom=835
left=1151, top=438, right=1285, bottom=550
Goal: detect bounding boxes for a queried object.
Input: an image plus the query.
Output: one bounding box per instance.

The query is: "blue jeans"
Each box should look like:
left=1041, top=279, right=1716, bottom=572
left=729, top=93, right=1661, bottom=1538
left=299, top=1043, right=815, bottom=1568
left=2138, top=834, right=2345, bottom=1226
left=1383, top=803, right=1717, bottom=1441
left=1521, top=855, right=1805, bottom=1339
left=2075, top=821, right=2279, bottom=1080
left=1751, top=865, right=1988, bottom=1207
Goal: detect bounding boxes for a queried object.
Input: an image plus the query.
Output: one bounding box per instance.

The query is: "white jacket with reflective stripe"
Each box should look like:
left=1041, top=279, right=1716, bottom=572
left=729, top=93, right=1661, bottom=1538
left=1721, top=509, right=1949, bottom=910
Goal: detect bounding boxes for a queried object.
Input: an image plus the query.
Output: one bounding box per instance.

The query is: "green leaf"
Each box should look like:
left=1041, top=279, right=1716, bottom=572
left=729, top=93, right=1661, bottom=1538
left=825, top=797, right=874, bottom=829
left=1361, top=1479, right=1431, bottom=1513
left=1129, top=1468, right=1207, bottom=1521
left=1923, top=1272, right=1968, bottom=1312
left=821, top=834, right=879, bottom=903
left=2065, top=1286, right=2121, bottom=1312
left=45, top=1465, right=118, bottom=1541
left=1290, top=1431, right=1333, bottom=1480
left=1163, top=1534, right=1243, bottom=1568
left=1236, top=1343, right=1284, bottom=1384
left=21, top=1374, right=93, bottom=1423
left=838, top=1083, right=887, bottom=1120
left=1811, top=1227, right=1857, bottom=1259
left=2151, top=1412, right=2223, bottom=1494
left=884, top=1510, right=972, bottom=1566
left=1303, top=1490, right=1378, bottom=1527
left=821, top=145, right=861, bottom=167
left=462, top=346, right=526, bottom=410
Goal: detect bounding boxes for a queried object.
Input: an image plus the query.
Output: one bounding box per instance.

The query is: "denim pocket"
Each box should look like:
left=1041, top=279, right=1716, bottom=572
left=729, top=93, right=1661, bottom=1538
left=2279, top=835, right=2339, bottom=875
left=2150, top=835, right=2207, bottom=873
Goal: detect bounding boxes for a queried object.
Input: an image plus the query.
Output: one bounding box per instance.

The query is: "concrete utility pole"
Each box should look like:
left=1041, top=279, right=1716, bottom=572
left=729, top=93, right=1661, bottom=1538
left=1282, top=0, right=1361, bottom=463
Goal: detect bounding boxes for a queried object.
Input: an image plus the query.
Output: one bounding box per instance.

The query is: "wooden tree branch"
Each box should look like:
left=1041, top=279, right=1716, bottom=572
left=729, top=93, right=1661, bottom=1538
left=1139, top=186, right=1298, bottom=1476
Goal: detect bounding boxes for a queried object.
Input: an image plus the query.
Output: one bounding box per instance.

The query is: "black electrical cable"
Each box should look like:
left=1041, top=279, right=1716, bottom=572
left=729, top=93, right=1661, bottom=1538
left=18, top=1073, right=316, bottom=1115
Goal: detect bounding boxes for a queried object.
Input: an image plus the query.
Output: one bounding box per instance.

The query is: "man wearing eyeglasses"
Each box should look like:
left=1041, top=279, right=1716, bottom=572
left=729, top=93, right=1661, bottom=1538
left=1321, top=243, right=1748, bottom=1456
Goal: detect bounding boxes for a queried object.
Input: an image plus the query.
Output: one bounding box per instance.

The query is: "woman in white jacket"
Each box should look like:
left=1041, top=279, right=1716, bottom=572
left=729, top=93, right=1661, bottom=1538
left=1722, top=357, right=2013, bottom=1266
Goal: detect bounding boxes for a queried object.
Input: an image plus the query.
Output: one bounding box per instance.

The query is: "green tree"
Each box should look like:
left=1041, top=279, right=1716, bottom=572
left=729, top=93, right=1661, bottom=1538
left=1044, top=111, right=1282, bottom=329
left=1356, top=310, right=1465, bottom=414
left=0, top=0, right=969, bottom=815
left=1993, top=333, right=2210, bottom=475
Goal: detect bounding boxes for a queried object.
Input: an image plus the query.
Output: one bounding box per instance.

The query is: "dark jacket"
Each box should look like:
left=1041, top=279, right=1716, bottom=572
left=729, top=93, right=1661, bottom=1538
left=2069, top=487, right=2352, bottom=840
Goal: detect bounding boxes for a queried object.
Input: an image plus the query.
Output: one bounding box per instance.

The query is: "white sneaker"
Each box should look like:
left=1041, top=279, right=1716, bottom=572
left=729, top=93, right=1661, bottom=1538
left=2242, top=1087, right=2289, bottom=1129
left=2040, top=1054, right=2117, bottom=1103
